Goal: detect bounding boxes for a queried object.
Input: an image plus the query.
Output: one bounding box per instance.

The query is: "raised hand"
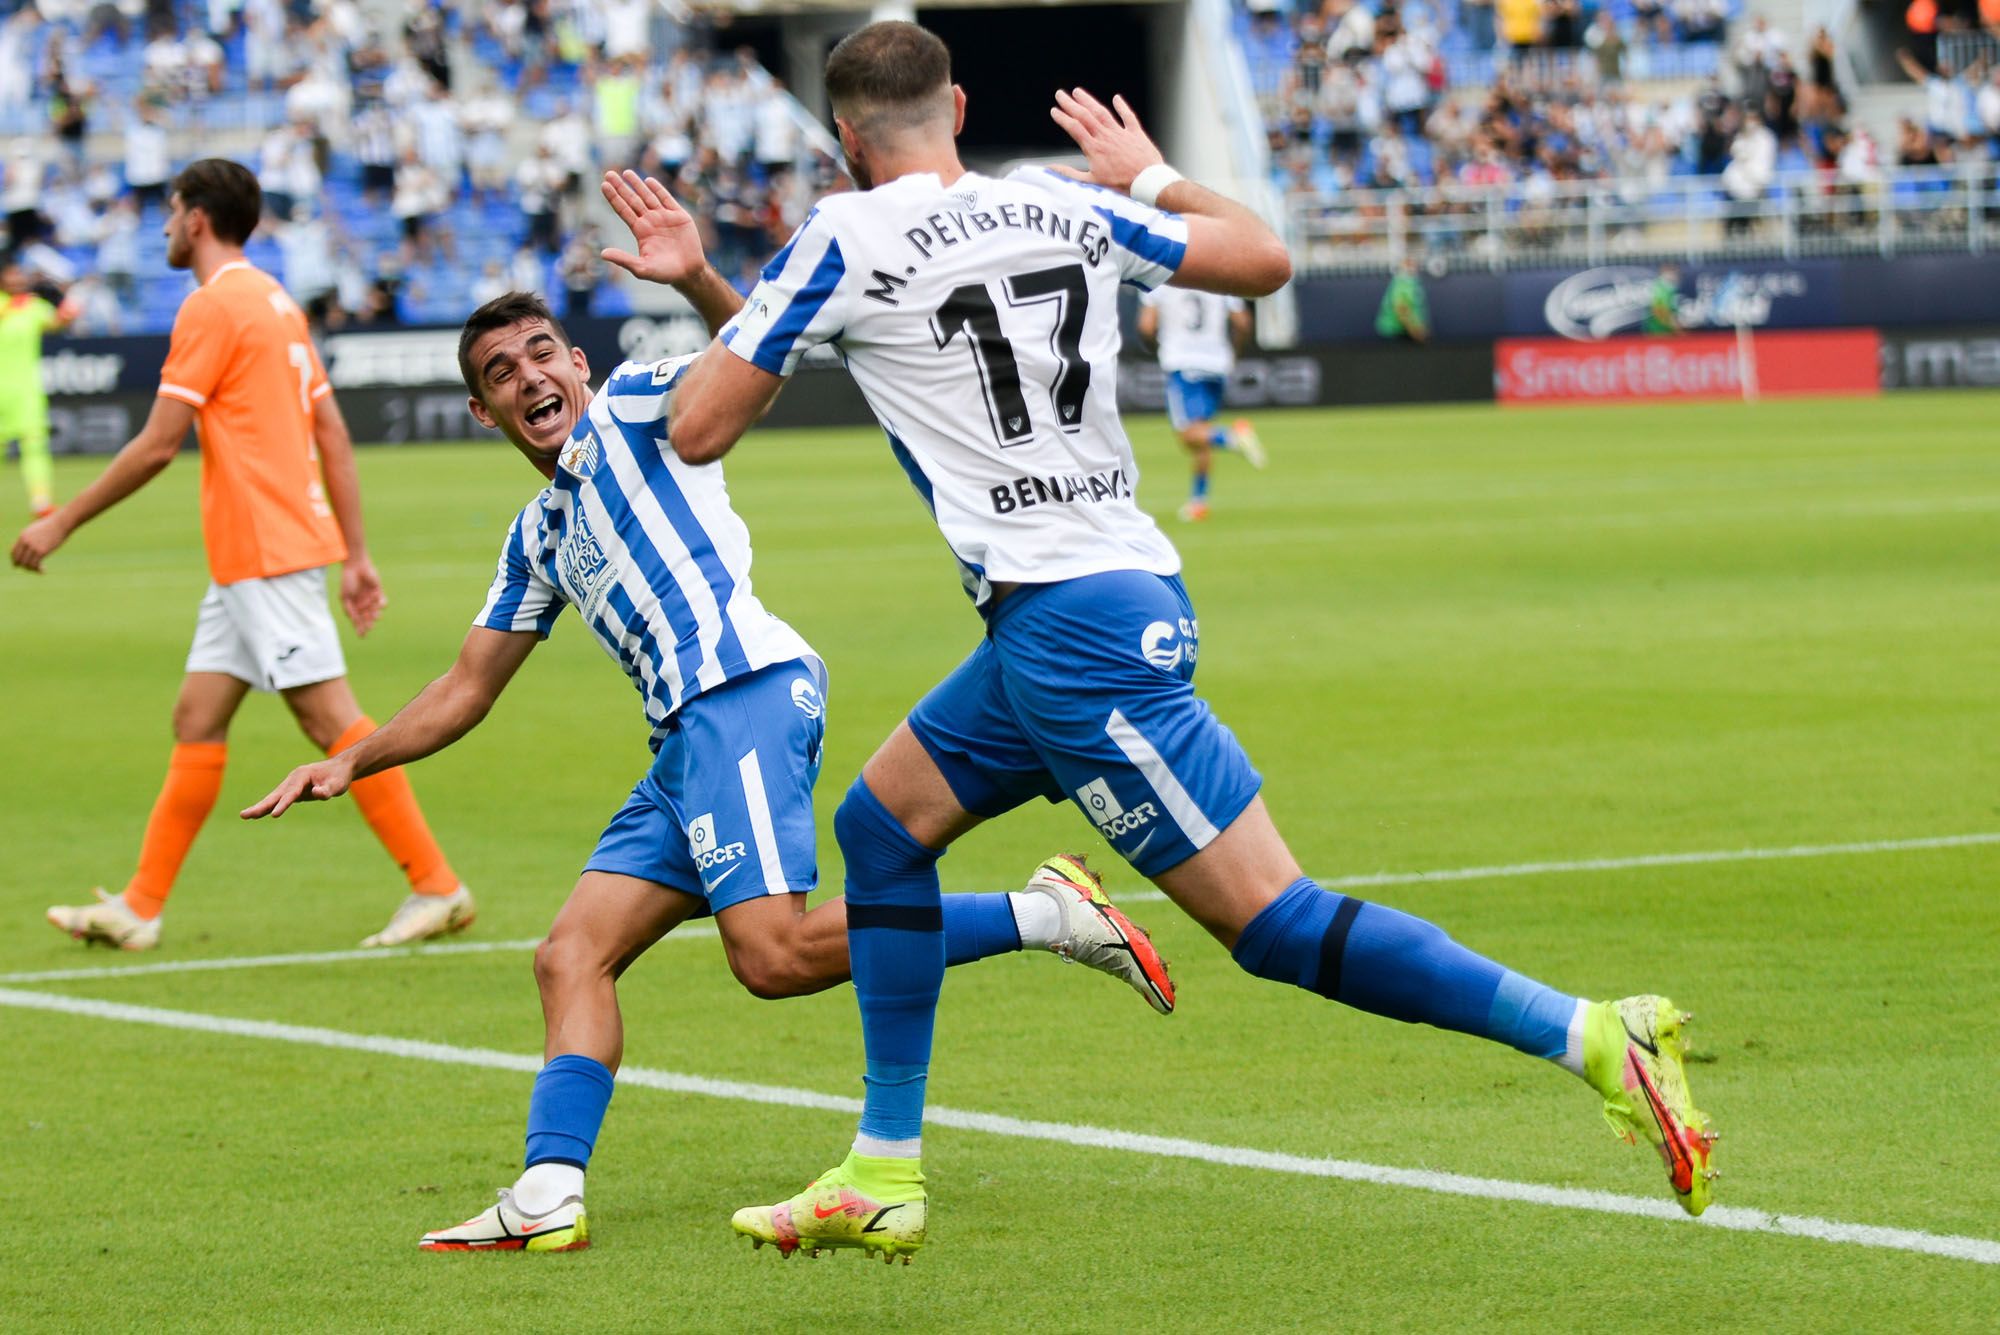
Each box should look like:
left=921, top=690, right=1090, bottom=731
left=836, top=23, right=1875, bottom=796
left=241, top=757, right=355, bottom=820
left=600, top=169, right=706, bottom=286
left=1048, top=88, right=1165, bottom=195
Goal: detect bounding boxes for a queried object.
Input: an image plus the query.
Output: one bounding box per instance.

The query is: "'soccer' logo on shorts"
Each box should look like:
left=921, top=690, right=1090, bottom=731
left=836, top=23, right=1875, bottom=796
left=790, top=677, right=823, bottom=719
left=1075, top=777, right=1159, bottom=839
left=1141, top=618, right=1199, bottom=672
left=687, top=812, right=748, bottom=871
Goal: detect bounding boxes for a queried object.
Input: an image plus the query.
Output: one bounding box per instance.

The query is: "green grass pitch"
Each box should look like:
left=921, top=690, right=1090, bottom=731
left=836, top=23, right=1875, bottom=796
left=3, top=393, right=1997, bottom=1330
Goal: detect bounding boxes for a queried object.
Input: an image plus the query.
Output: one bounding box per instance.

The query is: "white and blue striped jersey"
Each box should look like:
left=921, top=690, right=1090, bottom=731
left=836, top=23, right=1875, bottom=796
left=719, top=167, right=1189, bottom=609
left=475, top=354, right=818, bottom=749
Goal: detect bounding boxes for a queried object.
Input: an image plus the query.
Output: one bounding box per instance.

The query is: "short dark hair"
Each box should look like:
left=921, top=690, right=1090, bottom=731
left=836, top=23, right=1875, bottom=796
left=459, top=291, right=569, bottom=397
left=171, top=159, right=261, bottom=246
left=824, top=21, right=951, bottom=129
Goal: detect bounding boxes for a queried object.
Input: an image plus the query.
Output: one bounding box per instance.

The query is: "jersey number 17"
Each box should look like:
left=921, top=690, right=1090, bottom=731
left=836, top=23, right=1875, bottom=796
left=930, top=263, right=1089, bottom=448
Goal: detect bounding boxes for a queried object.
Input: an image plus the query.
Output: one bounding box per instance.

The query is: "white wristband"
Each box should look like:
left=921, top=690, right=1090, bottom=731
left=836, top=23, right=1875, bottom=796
left=1130, top=163, right=1184, bottom=209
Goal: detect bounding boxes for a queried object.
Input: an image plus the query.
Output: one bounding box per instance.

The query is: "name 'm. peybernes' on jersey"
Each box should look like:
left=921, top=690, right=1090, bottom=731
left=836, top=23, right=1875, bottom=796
left=717, top=165, right=1191, bottom=608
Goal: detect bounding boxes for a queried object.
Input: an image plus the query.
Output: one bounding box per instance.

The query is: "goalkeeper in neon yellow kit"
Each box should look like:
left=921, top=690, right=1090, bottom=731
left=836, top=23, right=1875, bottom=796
left=0, top=260, right=78, bottom=518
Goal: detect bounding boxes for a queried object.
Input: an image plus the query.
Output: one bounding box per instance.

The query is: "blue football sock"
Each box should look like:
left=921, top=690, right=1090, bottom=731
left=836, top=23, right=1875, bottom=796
left=1208, top=425, right=1233, bottom=449
left=1190, top=471, right=1210, bottom=500
left=523, top=1053, right=615, bottom=1169
left=834, top=777, right=945, bottom=1151
left=1231, top=879, right=1577, bottom=1061
left=942, top=892, right=1022, bottom=966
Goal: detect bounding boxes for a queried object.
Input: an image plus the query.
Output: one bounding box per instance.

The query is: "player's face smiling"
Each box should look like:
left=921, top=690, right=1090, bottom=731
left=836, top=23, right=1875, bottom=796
left=468, top=320, right=592, bottom=467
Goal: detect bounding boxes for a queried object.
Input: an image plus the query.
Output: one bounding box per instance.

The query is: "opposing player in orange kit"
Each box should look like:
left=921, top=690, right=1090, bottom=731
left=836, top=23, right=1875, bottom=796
left=13, top=159, right=472, bottom=952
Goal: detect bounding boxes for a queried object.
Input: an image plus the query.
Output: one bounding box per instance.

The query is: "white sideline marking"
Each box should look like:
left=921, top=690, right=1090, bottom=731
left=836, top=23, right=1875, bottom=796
left=2, top=984, right=1995, bottom=1267
left=8, top=831, right=1995, bottom=983
left=0, top=928, right=714, bottom=985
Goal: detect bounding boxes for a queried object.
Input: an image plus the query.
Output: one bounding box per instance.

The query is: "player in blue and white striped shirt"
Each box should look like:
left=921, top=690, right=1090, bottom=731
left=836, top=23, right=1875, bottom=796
left=243, top=172, right=1174, bottom=1255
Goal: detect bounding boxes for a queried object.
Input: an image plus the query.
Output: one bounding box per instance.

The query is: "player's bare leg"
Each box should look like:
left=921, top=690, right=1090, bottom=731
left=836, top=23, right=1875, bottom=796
left=714, top=850, right=1175, bottom=1010
left=47, top=672, right=246, bottom=949
left=175, top=670, right=252, bottom=743
left=421, top=871, right=701, bottom=1253
left=715, top=893, right=850, bottom=1000
left=1176, top=425, right=1213, bottom=522
left=536, top=871, right=706, bottom=1066
left=1147, top=795, right=1298, bottom=948
left=285, top=674, right=472, bottom=946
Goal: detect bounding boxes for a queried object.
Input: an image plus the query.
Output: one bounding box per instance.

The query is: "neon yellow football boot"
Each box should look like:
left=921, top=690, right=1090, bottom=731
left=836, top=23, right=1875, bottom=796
left=731, top=1155, right=926, bottom=1263
left=1584, top=995, right=1719, bottom=1215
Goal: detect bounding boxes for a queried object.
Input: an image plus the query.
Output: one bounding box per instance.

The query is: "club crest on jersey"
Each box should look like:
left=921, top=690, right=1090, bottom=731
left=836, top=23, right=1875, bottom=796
left=1141, top=618, right=1198, bottom=672
left=687, top=812, right=747, bottom=871
left=558, top=434, right=600, bottom=478
left=1075, top=777, right=1158, bottom=839
left=790, top=677, right=823, bottom=719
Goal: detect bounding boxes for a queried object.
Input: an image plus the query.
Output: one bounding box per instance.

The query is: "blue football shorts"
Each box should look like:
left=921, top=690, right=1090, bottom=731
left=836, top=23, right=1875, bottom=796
left=585, top=656, right=827, bottom=915
left=1164, top=371, right=1226, bottom=431
left=908, top=571, right=1262, bottom=878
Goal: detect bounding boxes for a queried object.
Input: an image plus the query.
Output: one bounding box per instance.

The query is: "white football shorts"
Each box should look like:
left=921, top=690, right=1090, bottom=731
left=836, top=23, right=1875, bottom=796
left=185, top=565, right=347, bottom=692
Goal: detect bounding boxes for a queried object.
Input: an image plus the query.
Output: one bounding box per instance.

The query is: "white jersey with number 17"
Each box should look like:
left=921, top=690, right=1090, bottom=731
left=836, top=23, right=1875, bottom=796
left=718, top=167, right=1190, bottom=609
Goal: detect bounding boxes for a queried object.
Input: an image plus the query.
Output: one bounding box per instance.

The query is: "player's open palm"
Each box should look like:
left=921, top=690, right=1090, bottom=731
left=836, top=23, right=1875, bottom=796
left=242, top=758, right=353, bottom=820
left=1049, top=88, right=1164, bottom=195
left=342, top=556, right=387, bottom=636
left=600, top=169, right=705, bottom=285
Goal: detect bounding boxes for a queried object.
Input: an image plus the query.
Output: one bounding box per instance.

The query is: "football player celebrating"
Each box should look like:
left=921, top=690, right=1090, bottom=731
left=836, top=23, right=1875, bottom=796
left=243, top=171, right=1174, bottom=1253
left=659, top=22, right=1716, bottom=1262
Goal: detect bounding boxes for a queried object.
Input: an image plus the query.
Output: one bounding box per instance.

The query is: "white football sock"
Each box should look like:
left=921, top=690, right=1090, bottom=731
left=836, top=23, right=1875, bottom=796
left=513, top=1161, right=585, bottom=1215
left=1008, top=889, right=1063, bottom=950
left=1557, top=999, right=1590, bottom=1079
left=852, top=1132, right=922, bottom=1159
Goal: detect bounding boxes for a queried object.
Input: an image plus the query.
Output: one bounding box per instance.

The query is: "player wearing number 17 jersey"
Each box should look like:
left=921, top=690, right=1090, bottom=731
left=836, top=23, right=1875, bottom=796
left=665, top=22, right=1716, bottom=1262
left=14, top=159, right=469, bottom=953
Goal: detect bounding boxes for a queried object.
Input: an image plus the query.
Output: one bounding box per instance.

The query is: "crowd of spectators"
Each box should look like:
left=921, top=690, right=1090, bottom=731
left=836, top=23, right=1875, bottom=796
left=1242, top=0, right=2000, bottom=257
left=0, top=0, right=848, bottom=336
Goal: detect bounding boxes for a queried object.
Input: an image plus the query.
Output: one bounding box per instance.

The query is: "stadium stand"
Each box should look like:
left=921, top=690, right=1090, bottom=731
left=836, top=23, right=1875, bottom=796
left=1, top=0, right=847, bottom=335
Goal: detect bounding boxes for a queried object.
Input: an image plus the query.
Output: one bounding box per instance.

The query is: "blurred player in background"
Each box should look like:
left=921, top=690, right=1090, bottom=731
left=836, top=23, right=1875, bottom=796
left=11, top=159, right=471, bottom=953
left=667, top=22, right=1716, bottom=1261
left=0, top=259, right=79, bottom=518
left=1375, top=255, right=1430, bottom=343
left=244, top=173, right=1171, bottom=1254
left=1136, top=286, right=1264, bottom=522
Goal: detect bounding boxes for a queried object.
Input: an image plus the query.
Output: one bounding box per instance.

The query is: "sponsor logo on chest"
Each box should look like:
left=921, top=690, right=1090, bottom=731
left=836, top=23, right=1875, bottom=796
left=554, top=506, right=617, bottom=621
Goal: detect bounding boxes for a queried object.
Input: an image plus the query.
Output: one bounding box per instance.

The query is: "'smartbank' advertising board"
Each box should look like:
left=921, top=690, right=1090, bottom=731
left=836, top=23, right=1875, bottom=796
left=1495, top=330, right=1881, bottom=404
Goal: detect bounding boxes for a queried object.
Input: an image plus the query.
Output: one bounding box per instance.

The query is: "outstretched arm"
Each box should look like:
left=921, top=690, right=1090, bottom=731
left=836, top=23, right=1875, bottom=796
left=598, top=169, right=744, bottom=336
left=10, top=393, right=194, bottom=572
left=1050, top=88, right=1292, bottom=298
left=241, top=626, right=540, bottom=819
